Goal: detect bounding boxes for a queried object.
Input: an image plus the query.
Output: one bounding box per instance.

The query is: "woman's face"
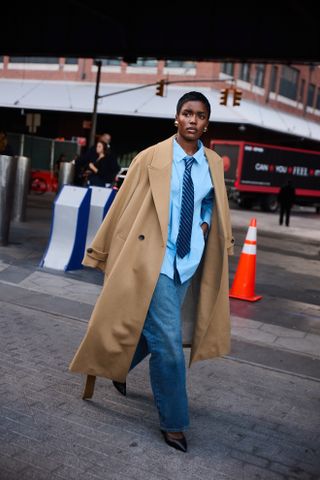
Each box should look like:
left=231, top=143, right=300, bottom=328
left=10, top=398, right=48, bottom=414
left=96, top=141, right=104, bottom=155
left=175, top=100, right=209, bottom=142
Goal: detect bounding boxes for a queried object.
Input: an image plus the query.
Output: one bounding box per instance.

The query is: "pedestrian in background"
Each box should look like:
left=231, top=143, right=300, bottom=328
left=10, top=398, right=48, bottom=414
left=80, top=133, right=112, bottom=167
left=77, top=132, right=119, bottom=186
left=0, top=129, right=14, bottom=156
left=86, top=140, right=119, bottom=187
left=69, top=91, right=234, bottom=452
left=278, top=180, right=296, bottom=226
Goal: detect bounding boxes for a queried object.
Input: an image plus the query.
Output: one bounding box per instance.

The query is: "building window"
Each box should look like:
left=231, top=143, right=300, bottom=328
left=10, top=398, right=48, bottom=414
left=270, top=65, right=278, bottom=93
left=254, top=64, right=265, bottom=88
left=9, top=56, right=59, bottom=64
left=307, top=83, right=316, bottom=107
left=128, top=57, right=157, bottom=67
left=221, top=63, right=234, bottom=76
left=279, top=66, right=299, bottom=100
left=239, top=63, right=251, bottom=82
left=165, top=60, right=195, bottom=69
left=64, top=58, right=79, bottom=65
left=99, top=58, right=122, bottom=66
left=163, top=60, right=195, bottom=75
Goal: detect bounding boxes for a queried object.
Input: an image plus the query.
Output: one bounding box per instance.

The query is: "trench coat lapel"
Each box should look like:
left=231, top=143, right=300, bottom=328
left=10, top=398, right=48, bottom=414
left=147, top=137, right=174, bottom=246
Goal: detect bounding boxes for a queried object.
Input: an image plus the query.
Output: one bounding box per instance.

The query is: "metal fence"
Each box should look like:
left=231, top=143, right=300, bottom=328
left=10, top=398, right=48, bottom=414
left=7, top=133, right=80, bottom=171
left=7, top=132, right=138, bottom=170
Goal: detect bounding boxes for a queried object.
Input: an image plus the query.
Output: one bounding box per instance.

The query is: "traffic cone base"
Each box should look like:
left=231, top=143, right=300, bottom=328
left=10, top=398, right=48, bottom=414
left=229, top=218, right=262, bottom=302
left=229, top=293, right=262, bottom=302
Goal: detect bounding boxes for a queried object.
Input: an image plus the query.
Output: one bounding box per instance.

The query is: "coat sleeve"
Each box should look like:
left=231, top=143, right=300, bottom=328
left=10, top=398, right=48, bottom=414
left=82, top=154, right=142, bottom=271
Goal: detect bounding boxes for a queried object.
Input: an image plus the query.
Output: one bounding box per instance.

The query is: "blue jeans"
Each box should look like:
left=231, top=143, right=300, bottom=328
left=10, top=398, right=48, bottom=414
left=130, top=273, right=191, bottom=432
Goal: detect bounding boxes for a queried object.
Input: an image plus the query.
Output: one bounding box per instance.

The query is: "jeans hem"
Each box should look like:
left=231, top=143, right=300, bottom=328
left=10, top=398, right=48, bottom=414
left=160, top=425, right=189, bottom=432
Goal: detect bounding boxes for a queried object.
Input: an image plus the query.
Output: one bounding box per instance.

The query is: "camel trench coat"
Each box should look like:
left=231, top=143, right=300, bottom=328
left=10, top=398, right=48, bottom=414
left=69, top=135, right=234, bottom=382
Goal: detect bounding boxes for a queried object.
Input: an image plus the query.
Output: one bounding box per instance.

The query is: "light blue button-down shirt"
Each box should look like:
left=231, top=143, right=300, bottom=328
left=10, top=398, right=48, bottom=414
left=160, top=138, right=214, bottom=283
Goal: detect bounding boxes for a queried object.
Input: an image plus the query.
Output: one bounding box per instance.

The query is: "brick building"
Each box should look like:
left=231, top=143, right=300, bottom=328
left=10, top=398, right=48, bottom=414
left=1, top=56, right=320, bottom=158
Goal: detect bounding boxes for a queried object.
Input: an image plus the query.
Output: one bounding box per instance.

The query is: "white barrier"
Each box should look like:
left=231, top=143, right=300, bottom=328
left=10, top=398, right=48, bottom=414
left=85, top=186, right=117, bottom=248
left=40, top=186, right=91, bottom=271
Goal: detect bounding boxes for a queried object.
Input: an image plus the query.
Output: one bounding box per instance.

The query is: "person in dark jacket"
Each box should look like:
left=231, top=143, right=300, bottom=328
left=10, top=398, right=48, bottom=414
left=76, top=133, right=119, bottom=186
left=0, top=130, right=14, bottom=156
left=278, top=180, right=296, bottom=226
left=87, top=140, right=120, bottom=187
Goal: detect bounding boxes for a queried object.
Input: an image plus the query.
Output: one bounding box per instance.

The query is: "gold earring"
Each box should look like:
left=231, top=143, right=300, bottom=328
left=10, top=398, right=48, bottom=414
left=203, top=126, right=208, bottom=133
left=174, top=120, right=178, bottom=127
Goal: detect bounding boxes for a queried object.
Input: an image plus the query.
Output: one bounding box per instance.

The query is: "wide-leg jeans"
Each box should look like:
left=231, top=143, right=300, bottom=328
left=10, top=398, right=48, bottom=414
left=130, top=273, right=191, bottom=432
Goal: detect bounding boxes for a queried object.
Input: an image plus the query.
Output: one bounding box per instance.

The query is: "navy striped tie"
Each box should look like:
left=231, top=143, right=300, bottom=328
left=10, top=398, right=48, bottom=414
left=176, top=156, right=195, bottom=258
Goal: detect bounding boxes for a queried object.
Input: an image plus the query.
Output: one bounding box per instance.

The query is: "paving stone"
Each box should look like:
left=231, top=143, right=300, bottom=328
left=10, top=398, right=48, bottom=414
left=0, top=453, right=27, bottom=474
left=0, top=214, right=319, bottom=480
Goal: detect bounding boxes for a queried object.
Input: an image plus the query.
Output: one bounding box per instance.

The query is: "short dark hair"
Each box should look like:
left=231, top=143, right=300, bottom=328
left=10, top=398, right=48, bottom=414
left=176, top=91, right=211, bottom=118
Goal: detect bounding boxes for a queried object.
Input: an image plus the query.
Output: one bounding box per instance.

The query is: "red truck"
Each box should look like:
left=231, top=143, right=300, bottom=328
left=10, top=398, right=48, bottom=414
left=211, top=140, right=320, bottom=212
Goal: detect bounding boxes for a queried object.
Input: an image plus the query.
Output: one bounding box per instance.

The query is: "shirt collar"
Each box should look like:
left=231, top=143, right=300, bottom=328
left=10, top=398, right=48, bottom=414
left=173, top=138, right=205, bottom=165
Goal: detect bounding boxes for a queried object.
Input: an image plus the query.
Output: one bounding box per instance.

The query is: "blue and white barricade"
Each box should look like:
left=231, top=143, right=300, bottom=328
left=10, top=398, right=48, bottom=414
left=85, top=186, right=117, bottom=248
left=40, top=185, right=91, bottom=271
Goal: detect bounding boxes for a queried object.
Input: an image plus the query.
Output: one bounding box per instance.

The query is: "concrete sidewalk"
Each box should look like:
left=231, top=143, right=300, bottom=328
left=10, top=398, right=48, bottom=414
left=0, top=193, right=319, bottom=479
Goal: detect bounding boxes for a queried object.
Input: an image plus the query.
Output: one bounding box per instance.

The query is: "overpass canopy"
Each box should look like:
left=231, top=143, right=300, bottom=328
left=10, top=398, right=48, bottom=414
left=1, top=79, right=319, bottom=142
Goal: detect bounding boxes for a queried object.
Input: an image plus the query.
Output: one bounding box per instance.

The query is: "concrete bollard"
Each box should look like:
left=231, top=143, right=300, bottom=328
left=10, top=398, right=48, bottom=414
left=12, top=155, right=31, bottom=222
left=58, top=162, right=75, bottom=191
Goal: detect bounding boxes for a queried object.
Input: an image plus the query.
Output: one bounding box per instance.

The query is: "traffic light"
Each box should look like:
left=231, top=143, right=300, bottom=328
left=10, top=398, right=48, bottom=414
left=219, top=88, right=229, bottom=105
left=156, top=79, right=165, bottom=97
left=233, top=88, right=242, bottom=106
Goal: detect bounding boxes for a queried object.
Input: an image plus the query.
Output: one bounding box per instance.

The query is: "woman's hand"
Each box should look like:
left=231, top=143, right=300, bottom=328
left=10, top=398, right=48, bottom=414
left=89, top=162, right=98, bottom=174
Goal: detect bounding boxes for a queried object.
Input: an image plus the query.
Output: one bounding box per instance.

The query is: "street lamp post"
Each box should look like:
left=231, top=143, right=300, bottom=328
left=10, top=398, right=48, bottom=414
left=89, top=60, right=102, bottom=147
left=88, top=75, right=237, bottom=145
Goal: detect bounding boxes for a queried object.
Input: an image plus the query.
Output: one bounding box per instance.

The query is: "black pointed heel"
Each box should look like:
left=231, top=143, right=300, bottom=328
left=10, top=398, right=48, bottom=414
left=112, top=380, right=126, bottom=396
left=161, top=430, right=187, bottom=452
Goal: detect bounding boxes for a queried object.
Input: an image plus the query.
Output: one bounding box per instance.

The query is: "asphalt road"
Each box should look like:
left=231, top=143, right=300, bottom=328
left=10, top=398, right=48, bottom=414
left=231, top=223, right=319, bottom=306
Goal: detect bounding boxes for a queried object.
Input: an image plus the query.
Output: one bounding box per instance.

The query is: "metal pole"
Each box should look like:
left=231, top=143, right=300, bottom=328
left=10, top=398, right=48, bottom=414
left=12, top=155, right=31, bottom=222
left=0, top=155, right=18, bottom=245
left=58, top=162, right=75, bottom=192
left=19, top=134, right=25, bottom=156
left=89, top=60, right=102, bottom=147
left=50, top=140, right=55, bottom=173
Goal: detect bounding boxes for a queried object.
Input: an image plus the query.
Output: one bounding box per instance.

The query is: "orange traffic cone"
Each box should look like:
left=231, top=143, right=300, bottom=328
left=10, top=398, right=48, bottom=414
left=229, top=218, right=262, bottom=302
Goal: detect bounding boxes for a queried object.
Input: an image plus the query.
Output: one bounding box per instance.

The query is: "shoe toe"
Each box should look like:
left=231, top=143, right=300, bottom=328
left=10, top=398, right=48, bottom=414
left=161, top=430, right=187, bottom=452
left=112, top=380, right=126, bottom=396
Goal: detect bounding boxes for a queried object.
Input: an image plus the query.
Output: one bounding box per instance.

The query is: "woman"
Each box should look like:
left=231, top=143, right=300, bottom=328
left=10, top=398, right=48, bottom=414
left=69, top=91, right=234, bottom=452
left=0, top=129, right=14, bottom=156
left=87, top=140, right=118, bottom=187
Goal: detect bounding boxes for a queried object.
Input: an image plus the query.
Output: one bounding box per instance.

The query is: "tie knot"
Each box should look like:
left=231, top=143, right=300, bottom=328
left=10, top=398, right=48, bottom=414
left=184, top=156, right=194, bottom=171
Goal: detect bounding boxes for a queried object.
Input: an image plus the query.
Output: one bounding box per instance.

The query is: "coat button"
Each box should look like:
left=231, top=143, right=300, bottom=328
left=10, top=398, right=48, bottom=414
left=87, top=248, right=93, bottom=253
left=138, top=235, right=145, bottom=241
